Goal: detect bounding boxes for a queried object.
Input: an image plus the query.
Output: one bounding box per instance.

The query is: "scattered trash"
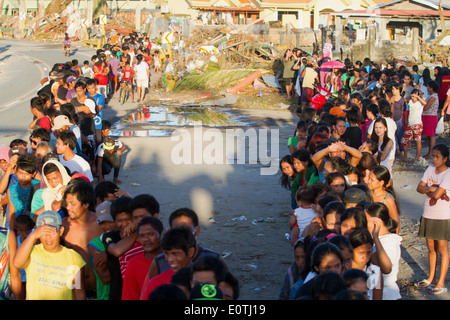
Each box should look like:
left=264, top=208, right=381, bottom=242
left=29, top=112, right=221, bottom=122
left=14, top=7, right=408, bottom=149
left=129, top=182, right=141, bottom=187
left=253, top=286, right=267, bottom=291
left=252, top=217, right=275, bottom=224
left=412, top=245, right=428, bottom=253
left=222, top=251, right=232, bottom=259
left=232, top=215, right=247, bottom=221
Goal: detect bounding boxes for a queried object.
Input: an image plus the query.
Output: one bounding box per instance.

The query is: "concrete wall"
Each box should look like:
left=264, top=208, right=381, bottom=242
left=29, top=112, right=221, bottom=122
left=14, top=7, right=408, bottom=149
left=340, top=27, right=420, bottom=62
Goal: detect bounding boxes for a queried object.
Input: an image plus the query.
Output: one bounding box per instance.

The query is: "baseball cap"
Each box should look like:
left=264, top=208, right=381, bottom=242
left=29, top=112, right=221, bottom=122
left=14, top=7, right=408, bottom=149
left=103, top=136, right=116, bottom=150
left=49, top=71, right=59, bottom=80
left=36, top=210, right=62, bottom=229
left=71, top=173, right=91, bottom=183
left=8, top=146, right=27, bottom=158
left=66, top=76, right=77, bottom=83
left=190, top=284, right=223, bottom=300
left=343, top=188, right=367, bottom=205
left=96, top=201, right=114, bottom=224
left=0, top=146, right=10, bottom=162
left=84, top=99, right=96, bottom=114
left=52, top=115, right=73, bottom=130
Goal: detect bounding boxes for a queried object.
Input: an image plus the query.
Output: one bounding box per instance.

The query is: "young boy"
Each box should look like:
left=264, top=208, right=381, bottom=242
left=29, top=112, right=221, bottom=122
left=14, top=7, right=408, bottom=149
left=96, top=120, right=126, bottom=185
left=13, top=210, right=86, bottom=300
left=400, top=89, right=424, bottom=162
left=81, top=60, right=94, bottom=79
left=342, top=108, right=362, bottom=150
left=121, top=216, right=163, bottom=300
left=140, top=227, right=196, bottom=299
left=119, top=61, right=134, bottom=103
left=102, top=196, right=133, bottom=300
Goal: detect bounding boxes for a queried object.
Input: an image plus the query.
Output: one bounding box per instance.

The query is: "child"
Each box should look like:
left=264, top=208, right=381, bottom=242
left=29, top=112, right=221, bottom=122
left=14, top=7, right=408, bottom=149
left=153, top=50, right=161, bottom=73
left=323, top=201, right=345, bottom=232
left=12, top=210, right=86, bottom=300
left=415, top=80, right=439, bottom=159
left=289, top=185, right=317, bottom=245
left=15, top=215, right=35, bottom=299
left=119, top=61, right=134, bottom=103
left=342, top=108, right=362, bottom=150
left=342, top=268, right=369, bottom=299
left=416, top=144, right=450, bottom=295
left=348, top=228, right=383, bottom=300
left=81, top=60, right=94, bottom=79
left=293, top=242, right=344, bottom=299
left=365, top=202, right=402, bottom=300
left=288, top=120, right=307, bottom=154
left=96, top=120, right=126, bottom=185
left=400, top=89, right=424, bottom=162
left=279, top=239, right=306, bottom=300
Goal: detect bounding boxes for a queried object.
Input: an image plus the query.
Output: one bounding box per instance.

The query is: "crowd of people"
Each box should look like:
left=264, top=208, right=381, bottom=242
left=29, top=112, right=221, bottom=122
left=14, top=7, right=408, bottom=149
left=0, top=32, right=238, bottom=301
left=1, top=32, right=450, bottom=301
left=278, top=50, right=450, bottom=299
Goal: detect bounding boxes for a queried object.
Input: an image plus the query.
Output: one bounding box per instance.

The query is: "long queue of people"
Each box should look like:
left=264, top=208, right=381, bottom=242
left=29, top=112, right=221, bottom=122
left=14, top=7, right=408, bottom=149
left=0, top=34, right=238, bottom=301
left=278, top=53, right=450, bottom=300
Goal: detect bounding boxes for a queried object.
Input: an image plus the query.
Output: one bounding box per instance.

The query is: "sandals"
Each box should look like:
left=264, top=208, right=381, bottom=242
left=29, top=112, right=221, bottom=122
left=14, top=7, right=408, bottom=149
left=415, top=279, right=432, bottom=288
left=430, top=287, right=448, bottom=295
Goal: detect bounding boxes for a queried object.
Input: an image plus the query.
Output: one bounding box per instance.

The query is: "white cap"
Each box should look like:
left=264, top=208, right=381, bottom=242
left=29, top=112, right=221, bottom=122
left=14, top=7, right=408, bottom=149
left=84, top=99, right=96, bottom=114
left=52, top=115, right=73, bottom=130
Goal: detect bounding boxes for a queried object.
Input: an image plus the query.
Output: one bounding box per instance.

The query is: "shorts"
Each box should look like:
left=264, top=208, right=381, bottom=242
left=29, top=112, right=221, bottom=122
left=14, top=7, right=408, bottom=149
left=401, top=124, right=423, bottom=146
left=422, top=115, right=438, bottom=137
left=284, top=78, right=293, bottom=86
left=301, top=87, right=314, bottom=103
left=419, top=216, right=450, bottom=240
left=121, top=79, right=132, bottom=86
left=109, top=75, right=118, bottom=82
left=136, top=78, right=149, bottom=88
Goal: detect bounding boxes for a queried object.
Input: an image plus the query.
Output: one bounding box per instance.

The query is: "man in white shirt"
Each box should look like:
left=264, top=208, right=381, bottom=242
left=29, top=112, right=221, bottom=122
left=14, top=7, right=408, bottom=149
left=56, top=130, right=94, bottom=182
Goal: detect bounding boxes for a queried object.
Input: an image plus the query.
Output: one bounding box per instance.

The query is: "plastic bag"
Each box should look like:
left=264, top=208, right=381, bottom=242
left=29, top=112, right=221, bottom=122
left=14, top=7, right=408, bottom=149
left=436, top=117, right=444, bottom=135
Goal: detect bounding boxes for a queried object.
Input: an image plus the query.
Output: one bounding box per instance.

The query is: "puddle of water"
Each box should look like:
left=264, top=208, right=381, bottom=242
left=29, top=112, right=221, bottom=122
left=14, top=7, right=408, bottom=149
left=109, top=105, right=257, bottom=137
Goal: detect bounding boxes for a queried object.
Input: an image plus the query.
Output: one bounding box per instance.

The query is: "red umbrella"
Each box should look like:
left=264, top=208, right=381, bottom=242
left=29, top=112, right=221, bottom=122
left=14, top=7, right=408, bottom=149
left=320, top=60, right=346, bottom=69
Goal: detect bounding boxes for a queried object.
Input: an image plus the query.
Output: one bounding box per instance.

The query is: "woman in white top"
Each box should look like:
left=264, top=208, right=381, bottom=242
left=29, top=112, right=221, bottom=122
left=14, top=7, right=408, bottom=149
left=371, top=117, right=394, bottom=176
left=365, top=202, right=402, bottom=300
left=133, top=54, right=150, bottom=103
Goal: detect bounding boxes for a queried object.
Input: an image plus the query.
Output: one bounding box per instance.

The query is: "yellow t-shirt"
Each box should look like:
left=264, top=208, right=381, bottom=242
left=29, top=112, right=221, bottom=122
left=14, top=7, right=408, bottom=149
left=25, top=244, right=86, bottom=300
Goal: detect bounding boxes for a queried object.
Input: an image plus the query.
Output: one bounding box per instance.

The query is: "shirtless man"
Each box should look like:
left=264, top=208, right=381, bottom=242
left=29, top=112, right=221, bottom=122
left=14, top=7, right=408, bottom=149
left=62, top=180, right=103, bottom=297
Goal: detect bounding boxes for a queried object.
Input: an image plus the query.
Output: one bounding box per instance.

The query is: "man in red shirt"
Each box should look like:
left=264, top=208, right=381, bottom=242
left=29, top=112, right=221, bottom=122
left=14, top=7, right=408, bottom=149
left=121, top=217, right=163, bottom=300
left=139, top=227, right=196, bottom=300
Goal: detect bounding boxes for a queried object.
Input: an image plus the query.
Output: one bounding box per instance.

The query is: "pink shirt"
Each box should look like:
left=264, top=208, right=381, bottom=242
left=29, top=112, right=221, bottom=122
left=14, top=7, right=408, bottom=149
left=421, top=166, right=450, bottom=220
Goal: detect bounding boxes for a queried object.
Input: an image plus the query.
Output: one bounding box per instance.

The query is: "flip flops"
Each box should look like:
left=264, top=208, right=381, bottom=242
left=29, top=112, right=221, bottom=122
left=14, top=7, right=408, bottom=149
left=415, top=279, right=432, bottom=288
left=430, top=287, right=448, bottom=295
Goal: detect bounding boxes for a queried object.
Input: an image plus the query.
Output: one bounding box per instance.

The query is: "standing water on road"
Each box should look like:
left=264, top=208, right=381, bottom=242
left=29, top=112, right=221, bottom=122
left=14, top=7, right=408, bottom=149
left=109, top=105, right=259, bottom=137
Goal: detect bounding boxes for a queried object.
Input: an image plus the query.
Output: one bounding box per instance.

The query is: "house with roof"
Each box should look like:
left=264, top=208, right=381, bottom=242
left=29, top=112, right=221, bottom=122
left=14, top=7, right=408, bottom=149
left=329, top=0, right=450, bottom=41
left=180, top=0, right=385, bottom=29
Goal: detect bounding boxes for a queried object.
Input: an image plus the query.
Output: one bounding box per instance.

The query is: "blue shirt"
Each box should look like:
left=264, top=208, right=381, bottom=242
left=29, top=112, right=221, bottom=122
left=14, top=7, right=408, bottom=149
left=87, top=92, right=105, bottom=130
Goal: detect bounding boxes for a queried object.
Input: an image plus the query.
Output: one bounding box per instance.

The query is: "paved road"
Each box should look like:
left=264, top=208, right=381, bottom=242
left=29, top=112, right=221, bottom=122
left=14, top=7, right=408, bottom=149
left=0, top=38, right=97, bottom=147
